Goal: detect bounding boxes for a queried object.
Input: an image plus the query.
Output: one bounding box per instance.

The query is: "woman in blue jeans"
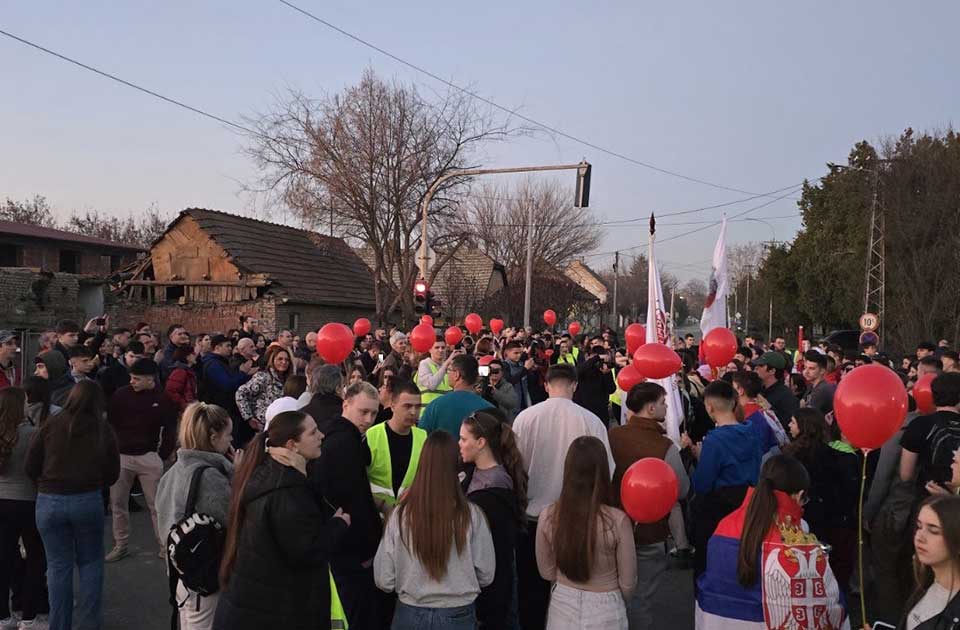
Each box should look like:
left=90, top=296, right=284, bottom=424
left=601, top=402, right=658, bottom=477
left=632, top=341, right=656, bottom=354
left=374, top=430, right=496, bottom=629
left=25, top=381, right=120, bottom=630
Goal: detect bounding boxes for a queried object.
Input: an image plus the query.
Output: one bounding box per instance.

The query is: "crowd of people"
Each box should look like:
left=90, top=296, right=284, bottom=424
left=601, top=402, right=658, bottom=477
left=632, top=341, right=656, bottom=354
left=1, top=317, right=960, bottom=630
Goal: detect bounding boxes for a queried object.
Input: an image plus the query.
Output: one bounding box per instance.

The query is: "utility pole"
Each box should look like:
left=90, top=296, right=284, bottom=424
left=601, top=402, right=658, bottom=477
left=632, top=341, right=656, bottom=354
left=768, top=299, right=773, bottom=344
left=418, top=161, right=592, bottom=329
left=745, top=270, right=751, bottom=334
left=669, top=285, right=676, bottom=339
left=611, top=251, right=619, bottom=329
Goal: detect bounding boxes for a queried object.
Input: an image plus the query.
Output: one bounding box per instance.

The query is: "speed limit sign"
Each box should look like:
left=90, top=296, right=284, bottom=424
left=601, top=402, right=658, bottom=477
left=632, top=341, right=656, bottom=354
left=859, top=312, right=880, bottom=332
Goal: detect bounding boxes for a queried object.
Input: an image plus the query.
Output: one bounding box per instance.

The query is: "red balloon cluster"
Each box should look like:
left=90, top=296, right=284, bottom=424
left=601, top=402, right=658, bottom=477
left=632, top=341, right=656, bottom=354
left=621, top=458, right=679, bottom=524
left=568, top=321, right=581, bottom=336
left=633, top=343, right=682, bottom=380
left=834, top=364, right=908, bottom=450
left=625, top=324, right=646, bottom=355
left=913, top=373, right=936, bottom=415
left=464, top=313, right=483, bottom=335
left=490, top=318, right=504, bottom=335
left=617, top=364, right=645, bottom=392
left=316, top=323, right=354, bottom=364
left=543, top=309, right=557, bottom=327
left=352, top=318, right=371, bottom=338
left=444, top=326, right=463, bottom=346
left=410, top=322, right=436, bottom=353
left=420, top=315, right=433, bottom=325
left=702, top=328, right=737, bottom=368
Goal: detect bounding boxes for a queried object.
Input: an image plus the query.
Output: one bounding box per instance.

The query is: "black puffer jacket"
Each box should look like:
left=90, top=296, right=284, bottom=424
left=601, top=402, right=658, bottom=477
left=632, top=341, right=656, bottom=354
left=462, top=465, right=522, bottom=630
left=213, top=458, right=348, bottom=630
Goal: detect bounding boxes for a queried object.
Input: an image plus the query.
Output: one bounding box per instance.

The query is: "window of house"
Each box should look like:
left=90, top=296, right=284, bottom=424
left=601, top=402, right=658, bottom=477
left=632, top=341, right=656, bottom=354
left=0, top=245, right=20, bottom=266
left=289, top=312, right=301, bottom=331
left=59, top=250, right=80, bottom=273
left=165, top=285, right=185, bottom=302
left=110, top=255, right=123, bottom=271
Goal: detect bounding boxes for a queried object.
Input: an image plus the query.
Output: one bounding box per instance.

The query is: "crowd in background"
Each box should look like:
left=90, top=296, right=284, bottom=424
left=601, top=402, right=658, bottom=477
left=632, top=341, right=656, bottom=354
left=1, top=316, right=960, bottom=630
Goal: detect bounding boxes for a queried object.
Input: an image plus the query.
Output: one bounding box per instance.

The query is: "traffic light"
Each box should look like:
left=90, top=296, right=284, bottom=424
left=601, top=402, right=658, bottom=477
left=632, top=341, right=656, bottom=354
left=427, top=292, right=441, bottom=319
left=575, top=160, right=592, bottom=208
left=414, top=278, right=428, bottom=315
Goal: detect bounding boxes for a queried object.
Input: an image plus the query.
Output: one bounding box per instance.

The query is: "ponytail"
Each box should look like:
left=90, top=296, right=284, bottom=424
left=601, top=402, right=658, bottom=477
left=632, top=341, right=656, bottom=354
left=736, top=455, right=810, bottom=587
left=463, top=410, right=529, bottom=523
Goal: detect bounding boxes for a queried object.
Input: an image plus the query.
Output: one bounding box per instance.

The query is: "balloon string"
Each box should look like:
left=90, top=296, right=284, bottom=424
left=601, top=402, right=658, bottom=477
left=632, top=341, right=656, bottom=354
left=857, top=449, right=869, bottom=628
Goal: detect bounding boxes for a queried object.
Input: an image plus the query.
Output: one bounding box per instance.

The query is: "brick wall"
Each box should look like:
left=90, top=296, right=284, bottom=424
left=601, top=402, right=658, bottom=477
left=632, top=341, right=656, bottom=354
left=275, top=303, right=376, bottom=337
left=0, top=268, right=85, bottom=330
left=106, top=296, right=280, bottom=337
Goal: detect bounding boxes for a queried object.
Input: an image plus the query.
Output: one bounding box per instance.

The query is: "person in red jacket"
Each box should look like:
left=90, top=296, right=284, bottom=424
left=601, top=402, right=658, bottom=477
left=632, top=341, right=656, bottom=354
left=164, top=346, right=198, bottom=410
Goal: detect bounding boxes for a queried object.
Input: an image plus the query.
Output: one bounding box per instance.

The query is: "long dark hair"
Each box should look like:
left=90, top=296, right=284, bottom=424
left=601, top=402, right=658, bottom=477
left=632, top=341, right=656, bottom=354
left=396, top=431, right=472, bottom=581
left=783, top=408, right=829, bottom=459
left=462, top=410, right=529, bottom=519
left=219, top=410, right=310, bottom=587
left=61, top=381, right=107, bottom=438
left=737, top=455, right=810, bottom=586
left=23, top=376, right=53, bottom=427
left=0, top=388, right=27, bottom=469
left=552, top=436, right=614, bottom=583
left=907, top=495, right=960, bottom=614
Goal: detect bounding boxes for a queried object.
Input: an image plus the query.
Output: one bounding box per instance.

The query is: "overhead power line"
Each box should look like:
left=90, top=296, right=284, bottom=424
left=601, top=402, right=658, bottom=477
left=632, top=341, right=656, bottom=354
left=275, top=0, right=805, bottom=200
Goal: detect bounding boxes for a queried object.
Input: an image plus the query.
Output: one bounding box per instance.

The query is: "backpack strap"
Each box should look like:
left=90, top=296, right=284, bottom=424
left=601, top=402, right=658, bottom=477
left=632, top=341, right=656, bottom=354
left=184, top=465, right=212, bottom=517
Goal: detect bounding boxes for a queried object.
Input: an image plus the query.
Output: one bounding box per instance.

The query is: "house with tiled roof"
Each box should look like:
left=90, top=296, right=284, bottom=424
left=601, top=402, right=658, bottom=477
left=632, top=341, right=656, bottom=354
left=113, top=209, right=376, bottom=336
left=564, top=260, right=609, bottom=305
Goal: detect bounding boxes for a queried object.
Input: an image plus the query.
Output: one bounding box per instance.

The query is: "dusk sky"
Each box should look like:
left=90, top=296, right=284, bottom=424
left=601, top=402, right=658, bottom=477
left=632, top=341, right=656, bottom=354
left=3, top=1, right=957, bottom=280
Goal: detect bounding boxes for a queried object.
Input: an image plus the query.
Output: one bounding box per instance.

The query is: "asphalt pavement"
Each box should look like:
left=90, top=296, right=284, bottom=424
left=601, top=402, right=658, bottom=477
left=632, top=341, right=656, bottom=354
left=104, top=504, right=697, bottom=630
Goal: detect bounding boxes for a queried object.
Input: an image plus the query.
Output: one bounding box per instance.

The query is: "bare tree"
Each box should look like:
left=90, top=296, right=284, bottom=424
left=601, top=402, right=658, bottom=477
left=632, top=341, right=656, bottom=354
left=244, top=69, right=514, bottom=324
left=727, top=242, right=767, bottom=284
left=468, top=178, right=602, bottom=272
left=66, top=203, right=171, bottom=249
left=1, top=195, right=57, bottom=227
left=681, top=278, right=708, bottom=318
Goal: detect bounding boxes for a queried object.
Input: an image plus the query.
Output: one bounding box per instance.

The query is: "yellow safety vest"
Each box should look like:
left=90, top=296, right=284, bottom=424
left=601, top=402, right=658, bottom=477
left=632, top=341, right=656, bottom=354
left=609, top=368, right=622, bottom=406
left=366, top=422, right=426, bottom=505
left=557, top=349, right=579, bottom=366
left=330, top=570, right=348, bottom=629
left=414, top=360, right=452, bottom=417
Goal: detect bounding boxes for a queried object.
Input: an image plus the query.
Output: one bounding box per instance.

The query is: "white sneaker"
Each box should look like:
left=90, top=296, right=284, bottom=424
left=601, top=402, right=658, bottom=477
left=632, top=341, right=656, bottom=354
left=18, top=618, right=49, bottom=630
left=0, top=615, right=20, bottom=630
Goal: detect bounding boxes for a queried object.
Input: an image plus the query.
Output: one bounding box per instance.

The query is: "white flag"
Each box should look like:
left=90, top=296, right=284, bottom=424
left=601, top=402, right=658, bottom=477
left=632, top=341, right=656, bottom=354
left=700, top=216, right=729, bottom=337
left=646, top=217, right=683, bottom=445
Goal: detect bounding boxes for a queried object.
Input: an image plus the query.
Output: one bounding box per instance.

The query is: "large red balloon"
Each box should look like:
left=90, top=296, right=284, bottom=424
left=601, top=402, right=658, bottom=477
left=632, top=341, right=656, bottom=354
left=464, top=313, right=483, bottom=335
left=625, top=324, right=646, bottom=355
left=316, top=323, right=354, bottom=364
left=543, top=309, right=557, bottom=327
left=834, top=364, right=908, bottom=450
left=913, top=373, right=937, bottom=415
left=621, top=458, right=679, bottom=524
left=617, top=363, right=645, bottom=392
left=352, top=318, right=371, bottom=338
left=702, top=328, right=738, bottom=368
left=420, top=315, right=433, bottom=326
left=568, top=321, right=581, bottom=337
left=444, top=326, right=463, bottom=346
left=489, top=318, right=504, bottom=335
left=410, top=322, right=436, bottom=353
left=633, top=343, right=682, bottom=380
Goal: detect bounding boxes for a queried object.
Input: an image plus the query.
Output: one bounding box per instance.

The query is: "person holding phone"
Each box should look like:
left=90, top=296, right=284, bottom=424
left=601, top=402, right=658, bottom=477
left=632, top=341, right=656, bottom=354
left=479, top=358, right=519, bottom=422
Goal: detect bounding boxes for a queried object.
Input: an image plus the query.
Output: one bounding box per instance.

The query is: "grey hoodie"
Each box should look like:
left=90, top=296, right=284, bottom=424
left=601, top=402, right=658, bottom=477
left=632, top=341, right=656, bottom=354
left=156, top=448, right=234, bottom=537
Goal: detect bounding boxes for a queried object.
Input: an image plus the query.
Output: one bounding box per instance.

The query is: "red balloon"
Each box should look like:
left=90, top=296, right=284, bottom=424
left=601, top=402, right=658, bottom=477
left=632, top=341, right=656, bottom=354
left=834, top=364, right=908, bottom=450
left=409, top=322, right=435, bottom=353
left=913, top=373, right=937, bottom=415
left=478, top=355, right=495, bottom=366
left=568, top=321, right=581, bottom=337
left=625, top=324, right=646, bottom=355
left=544, top=349, right=554, bottom=358
left=543, top=309, right=557, bottom=327
left=420, top=315, right=433, bottom=326
left=621, top=458, right=679, bottom=524
left=617, top=363, right=645, bottom=392
left=702, top=328, right=738, bottom=368
left=352, top=318, right=371, bottom=338
left=490, top=318, right=504, bottom=335
left=444, top=326, right=463, bottom=347
left=464, top=313, right=483, bottom=335
left=633, top=343, right=682, bottom=380
left=316, top=323, right=354, bottom=364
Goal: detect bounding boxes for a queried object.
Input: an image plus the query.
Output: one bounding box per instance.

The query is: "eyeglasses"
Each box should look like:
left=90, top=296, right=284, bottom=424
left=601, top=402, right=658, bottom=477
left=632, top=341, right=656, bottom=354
left=489, top=369, right=501, bottom=374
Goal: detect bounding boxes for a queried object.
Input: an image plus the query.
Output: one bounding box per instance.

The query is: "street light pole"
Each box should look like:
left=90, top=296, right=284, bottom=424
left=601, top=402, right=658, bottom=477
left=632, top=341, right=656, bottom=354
left=418, top=161, right=591, bottom=329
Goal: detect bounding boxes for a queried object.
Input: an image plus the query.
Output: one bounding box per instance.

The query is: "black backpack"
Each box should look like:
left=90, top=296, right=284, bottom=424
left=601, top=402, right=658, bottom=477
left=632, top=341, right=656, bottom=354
left=166, top=465, right=225, bottom=630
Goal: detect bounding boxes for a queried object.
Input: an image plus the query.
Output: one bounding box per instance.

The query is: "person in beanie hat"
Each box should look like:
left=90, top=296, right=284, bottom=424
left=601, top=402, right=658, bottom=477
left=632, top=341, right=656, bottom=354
left=35, top=350, right=74, bottom=407
left=0, top=330, right=19, bottom=390
left=105, top=358, right=178, bottom=562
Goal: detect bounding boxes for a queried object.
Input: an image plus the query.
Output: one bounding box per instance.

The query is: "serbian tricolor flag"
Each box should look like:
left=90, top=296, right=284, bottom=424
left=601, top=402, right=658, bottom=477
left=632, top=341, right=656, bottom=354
left=695, top=489, right=849, bottom=630
left=646, top=215, right=684, bottom=445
